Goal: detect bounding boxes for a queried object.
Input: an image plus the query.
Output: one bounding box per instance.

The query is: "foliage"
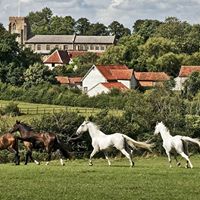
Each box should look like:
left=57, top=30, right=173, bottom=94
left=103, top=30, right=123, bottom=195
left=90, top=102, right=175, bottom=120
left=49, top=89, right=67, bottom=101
left=31, top=111, right=85, bottom=152
left=0, top=102, right=21, bottom=116
left=108, top=21, right=131, bottom=40
left=133, top=19, right=162, bottom=41
left=183, top=72, right=200, bottom=98
left=23, top=63, right=57, bottom=88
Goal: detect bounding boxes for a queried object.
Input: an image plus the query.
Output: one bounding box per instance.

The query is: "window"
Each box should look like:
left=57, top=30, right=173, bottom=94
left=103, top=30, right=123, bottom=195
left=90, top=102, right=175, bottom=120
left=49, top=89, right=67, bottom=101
left=83, top=87, right=88, bottom=92
left=46, top=45, right=50, bottom=50
left=64, top=45, right=68, bottom=50
left=95, top=46, right=99, bottom=50
left=37, top=44, right=41, bottom=50
left=90, top=45, right=94, bottom=50
left=79, top=45, right=84, bottom=51
left=55, top=45, right=59, bottom=49
left=100, top=46, right=105, bottom=51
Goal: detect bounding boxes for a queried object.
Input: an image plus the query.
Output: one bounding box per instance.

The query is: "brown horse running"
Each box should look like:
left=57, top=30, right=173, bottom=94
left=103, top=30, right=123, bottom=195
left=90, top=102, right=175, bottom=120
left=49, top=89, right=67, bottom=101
left=0, top=133, right=20, bottom=165
left=10, top=121, right=71, bottom=165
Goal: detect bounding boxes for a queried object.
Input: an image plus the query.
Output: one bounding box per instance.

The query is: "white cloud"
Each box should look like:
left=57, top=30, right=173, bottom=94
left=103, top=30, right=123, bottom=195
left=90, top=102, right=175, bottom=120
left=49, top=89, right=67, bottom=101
left=1, top=0, right=200, bottom=29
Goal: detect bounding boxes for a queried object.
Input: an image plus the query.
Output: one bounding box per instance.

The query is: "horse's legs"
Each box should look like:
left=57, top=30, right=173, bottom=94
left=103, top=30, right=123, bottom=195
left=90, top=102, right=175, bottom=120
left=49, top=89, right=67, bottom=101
left=120, top=148, right=133, bottom=167
left=180, top=152, right=193, bottom=169
left=104, top=152, right=111, bottom=166
left=8, top=147, right=20, bottom=165
left=174, top=154, right=181, bottom=167
left=126, top=146, right=134, bottom=166
left=45, top=152, right=52, bottom=165
left=57, top=149, right=65, bottom=166
left=165, top=151, right=172, bottom=168
left=89, top=148, right=98, bottom=166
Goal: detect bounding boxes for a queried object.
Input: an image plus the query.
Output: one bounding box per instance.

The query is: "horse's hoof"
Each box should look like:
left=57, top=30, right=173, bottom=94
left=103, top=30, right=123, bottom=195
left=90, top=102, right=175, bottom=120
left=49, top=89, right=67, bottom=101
left=89, top=163, right=93, bottom=166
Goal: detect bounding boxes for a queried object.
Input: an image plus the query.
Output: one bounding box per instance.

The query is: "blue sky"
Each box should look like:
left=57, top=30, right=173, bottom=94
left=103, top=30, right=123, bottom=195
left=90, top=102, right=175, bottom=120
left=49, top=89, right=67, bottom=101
left=1, top=0, right=200, bottom=30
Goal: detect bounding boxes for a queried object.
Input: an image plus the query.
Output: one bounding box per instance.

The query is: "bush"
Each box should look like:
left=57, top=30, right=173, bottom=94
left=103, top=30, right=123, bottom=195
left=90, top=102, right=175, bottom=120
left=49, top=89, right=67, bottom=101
left=0, top=102, right=21, bottom=116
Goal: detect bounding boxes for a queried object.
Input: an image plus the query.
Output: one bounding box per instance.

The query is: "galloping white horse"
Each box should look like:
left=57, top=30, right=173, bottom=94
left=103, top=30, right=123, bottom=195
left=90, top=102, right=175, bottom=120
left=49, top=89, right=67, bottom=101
left=154, top=122, right=200, bottom=168
left=76, top=121, right=153, bottom=167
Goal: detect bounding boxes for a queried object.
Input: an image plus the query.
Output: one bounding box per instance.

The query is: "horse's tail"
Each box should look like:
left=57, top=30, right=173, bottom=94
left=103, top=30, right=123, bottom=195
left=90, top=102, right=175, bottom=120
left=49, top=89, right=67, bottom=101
left=55, top=135, right=72, bottom=159
left=181, top=136, right=200, bottom=148
left=122, top=134, right=154, bottom=152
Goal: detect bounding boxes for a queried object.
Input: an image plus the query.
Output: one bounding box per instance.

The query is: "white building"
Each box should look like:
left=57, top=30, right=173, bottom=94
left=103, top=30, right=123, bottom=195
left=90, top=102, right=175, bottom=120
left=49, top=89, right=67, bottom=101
left=82, top=65, right=137, bottom=97
left=174, top=66, right=200, bottom=90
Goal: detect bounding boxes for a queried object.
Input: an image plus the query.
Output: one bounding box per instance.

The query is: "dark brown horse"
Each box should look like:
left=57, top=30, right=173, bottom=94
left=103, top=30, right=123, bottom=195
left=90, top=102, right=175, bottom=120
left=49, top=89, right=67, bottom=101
left=0, top=133, right=20, bottom=165
left=10, top=121, right=71, bottom=165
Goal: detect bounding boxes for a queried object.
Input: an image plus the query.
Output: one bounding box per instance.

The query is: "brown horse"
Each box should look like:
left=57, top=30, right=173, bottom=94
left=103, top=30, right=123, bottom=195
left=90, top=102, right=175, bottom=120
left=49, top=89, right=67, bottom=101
left=9, top=121, right=71, bottom=165
left=0, top=133, right=20, bottom=165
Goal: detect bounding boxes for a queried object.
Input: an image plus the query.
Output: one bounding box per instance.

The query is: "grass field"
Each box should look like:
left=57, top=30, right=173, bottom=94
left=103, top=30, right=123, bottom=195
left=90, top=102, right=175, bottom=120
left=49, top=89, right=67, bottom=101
left=0, top=156, right=200, bottom=200
left=0, top=100, right=122, bottom=117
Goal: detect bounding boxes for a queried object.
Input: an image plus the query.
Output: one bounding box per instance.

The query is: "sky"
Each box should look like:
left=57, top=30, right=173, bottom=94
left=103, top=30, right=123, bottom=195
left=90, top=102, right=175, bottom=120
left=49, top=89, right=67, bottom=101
left=1, top=0, right=200, bottom=30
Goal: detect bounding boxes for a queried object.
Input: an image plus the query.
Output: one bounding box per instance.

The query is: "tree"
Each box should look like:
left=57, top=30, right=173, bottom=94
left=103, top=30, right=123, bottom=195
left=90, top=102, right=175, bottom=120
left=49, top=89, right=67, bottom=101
left=98, top=45, right=127, bottom=65
left=182, top=52, right=200, bottom=66
left=108, top=21, right=131, bottom=40
left=70, top=52, right=100, bottom=76
left=50, top=16, right=75, bottom=35
left=88, top=23, right=108, bottom=36
left=23, top=63, right=57, bottom=88
left=133, top=19, right=162, bottom=41
left=156, top=53, right=181, bottom=76
left=74, top=18, right=90, bottom=35
left=27, top=7, right=53, bottom=34
left=137, top=37, right=178, bottom=72
left=155, top=17, right=191, bottom=53
left=184, top=72, right=200, bottom=97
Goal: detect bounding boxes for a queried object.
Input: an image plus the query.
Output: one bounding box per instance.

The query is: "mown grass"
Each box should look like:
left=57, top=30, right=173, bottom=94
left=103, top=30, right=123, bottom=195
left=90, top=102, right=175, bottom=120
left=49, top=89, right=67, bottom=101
left=0, top=100, right=122, bottom=117
left=0, top=156, right=200, bottom=200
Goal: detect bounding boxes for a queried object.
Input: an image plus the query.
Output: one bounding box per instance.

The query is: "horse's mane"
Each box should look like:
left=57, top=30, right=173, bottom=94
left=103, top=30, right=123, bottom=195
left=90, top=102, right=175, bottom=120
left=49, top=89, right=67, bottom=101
left=19, top=122, right=34, bottom=131
left=89, top=121, right=101, bottom=130
left=160, top=122, right=170, bottom=133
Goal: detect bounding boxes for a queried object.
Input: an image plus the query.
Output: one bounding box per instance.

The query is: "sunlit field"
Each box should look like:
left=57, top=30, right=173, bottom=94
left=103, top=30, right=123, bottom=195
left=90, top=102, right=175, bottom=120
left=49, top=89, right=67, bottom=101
left=1, top=156, right=200, bottom=200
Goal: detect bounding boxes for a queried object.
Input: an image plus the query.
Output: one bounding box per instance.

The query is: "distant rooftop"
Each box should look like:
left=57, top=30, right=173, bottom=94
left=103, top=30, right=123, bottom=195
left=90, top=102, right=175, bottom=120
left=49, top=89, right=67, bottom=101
left=26, top=35, right=75, bottom=44
left=26, top=35, right=115, bottom=44
left=179, top=66, right=200, bottom=77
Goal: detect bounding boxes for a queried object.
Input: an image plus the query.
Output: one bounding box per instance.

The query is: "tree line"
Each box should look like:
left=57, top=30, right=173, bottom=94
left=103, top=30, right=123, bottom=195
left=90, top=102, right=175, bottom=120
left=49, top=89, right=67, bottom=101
left=27, top=7, right=131, bottom=40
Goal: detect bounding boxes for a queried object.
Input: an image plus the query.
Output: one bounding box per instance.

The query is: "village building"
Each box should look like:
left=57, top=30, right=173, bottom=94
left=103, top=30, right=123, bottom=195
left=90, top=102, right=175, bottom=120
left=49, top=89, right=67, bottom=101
left=174, top=66, right=200, bottom=91
left=82, top=65, right=136, bottom=97
left=8, top=17, right=116, bottom=54
left=134, top=72, right=170, bottom=88
left=43, top=50, right=70, bottom=70
left=56, top=76, right=82, bottom=89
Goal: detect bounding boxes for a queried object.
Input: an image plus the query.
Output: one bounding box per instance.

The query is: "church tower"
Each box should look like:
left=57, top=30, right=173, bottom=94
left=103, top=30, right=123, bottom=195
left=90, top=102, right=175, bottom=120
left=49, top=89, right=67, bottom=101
left=8, top=16, right=30, bottom=45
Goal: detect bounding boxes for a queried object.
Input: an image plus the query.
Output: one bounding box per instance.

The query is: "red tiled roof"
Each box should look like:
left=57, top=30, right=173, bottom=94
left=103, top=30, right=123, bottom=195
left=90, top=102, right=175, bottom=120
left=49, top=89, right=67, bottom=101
left=134, top=72, right=170, bottom=81
left=101, top=82, right=128, bottom=90
left=179, top=66, right=200, bottom=77
left=96, top=65, right=132, bottom=80
left=44, top=50, right=70, bottom=64
left=56, top=76, right=82, bottom=84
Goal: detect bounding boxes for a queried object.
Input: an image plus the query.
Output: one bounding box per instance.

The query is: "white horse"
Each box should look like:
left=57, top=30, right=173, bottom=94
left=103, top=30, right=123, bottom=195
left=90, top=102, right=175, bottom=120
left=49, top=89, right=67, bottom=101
left=154, top=121, right=200, bottom=168
left=76, top=121, right=153, bottom=167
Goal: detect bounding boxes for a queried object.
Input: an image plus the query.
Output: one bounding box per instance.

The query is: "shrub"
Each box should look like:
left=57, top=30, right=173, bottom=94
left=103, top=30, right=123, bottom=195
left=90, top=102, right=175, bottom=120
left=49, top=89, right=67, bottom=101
left=0, top=102, right=21, bottom=116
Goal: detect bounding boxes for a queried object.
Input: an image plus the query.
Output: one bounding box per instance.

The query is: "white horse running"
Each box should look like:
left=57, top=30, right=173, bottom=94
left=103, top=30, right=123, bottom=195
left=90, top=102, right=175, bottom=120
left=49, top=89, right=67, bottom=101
left=76, top=121, right=153, bottom=167
left=154, top=122, right=200, bottom=168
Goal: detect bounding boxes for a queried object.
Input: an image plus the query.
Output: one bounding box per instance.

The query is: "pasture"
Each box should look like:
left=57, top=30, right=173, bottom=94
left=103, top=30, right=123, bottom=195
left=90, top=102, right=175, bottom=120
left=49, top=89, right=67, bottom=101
left=1, top=157, right=200, bottom=200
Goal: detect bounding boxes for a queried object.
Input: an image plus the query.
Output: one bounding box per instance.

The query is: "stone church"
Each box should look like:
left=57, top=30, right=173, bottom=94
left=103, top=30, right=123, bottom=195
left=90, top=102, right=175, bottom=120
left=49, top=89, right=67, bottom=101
left=8, top=16, right=116, bottom=54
